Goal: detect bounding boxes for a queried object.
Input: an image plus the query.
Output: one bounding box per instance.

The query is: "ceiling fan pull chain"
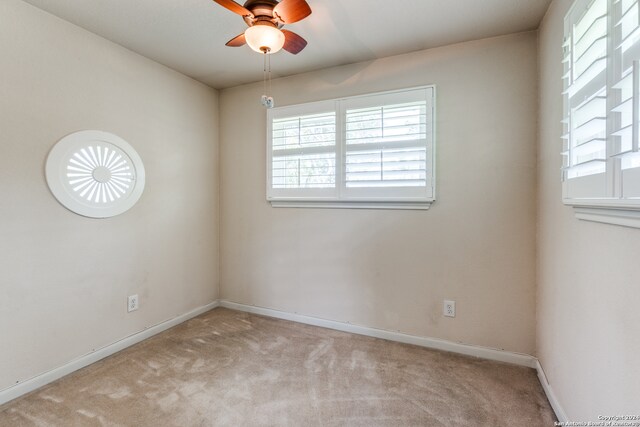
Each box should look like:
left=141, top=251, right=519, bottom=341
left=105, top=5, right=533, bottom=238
left=268, top=52, right=272, bottom=97
left=263, top=51, right=267, bottom=95
left=261, top=49, right=275, bottom=108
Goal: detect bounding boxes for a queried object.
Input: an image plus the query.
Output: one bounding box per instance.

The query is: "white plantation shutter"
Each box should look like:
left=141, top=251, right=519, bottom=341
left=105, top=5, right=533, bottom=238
left=271, top=151, right=336, bottom=189
left=562, top=0, right=640, bottom=208
left=345, top=146, right=427, bottom=187
left=563, top=0, right=608, bottom=198
left=345, top=103, right=427, bottom=187
left=268, top=101, right=338, bottom=199
left=342, top=88, right=433, bottom=200
left=614, top=0, right=640, bottom=196
left=267, top=87, right=435, bottom=208
left=271, top=112, right=337, bottom=189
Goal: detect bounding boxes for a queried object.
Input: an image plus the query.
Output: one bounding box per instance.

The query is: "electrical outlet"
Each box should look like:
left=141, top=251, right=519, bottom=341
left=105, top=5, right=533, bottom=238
left=444, top=300, right=456, bottom=318
left=128, top=294, right=139, bottom=313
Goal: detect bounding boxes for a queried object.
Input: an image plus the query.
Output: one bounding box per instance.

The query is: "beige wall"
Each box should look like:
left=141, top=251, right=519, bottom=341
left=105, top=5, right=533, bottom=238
left=220, top=32, right=538, bottom=355
left=538, top=0, right=640, bottom=419
left=0, top=0, right=219, bottom=391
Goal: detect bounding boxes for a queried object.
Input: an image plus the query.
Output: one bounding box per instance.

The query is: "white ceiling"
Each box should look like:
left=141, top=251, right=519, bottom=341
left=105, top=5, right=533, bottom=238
left=23, top=0, right=552, bottom=89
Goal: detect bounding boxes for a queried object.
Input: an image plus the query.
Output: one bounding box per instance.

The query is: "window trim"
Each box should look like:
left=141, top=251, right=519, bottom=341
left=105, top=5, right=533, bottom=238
left=266, top=85, right=436, bottom=210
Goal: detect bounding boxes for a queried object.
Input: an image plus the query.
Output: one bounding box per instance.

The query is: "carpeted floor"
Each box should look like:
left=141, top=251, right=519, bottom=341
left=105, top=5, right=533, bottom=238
left=0, top=308, right=557, bottom=426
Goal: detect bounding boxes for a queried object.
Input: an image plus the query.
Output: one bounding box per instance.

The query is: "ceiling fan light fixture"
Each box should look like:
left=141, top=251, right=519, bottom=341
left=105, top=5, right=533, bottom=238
left=245, top=24, right=285, bottom=54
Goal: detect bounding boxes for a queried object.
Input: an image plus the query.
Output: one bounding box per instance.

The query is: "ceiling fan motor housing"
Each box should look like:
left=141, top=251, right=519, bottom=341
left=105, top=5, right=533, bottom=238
left=243, top=0, right=280, bottom=26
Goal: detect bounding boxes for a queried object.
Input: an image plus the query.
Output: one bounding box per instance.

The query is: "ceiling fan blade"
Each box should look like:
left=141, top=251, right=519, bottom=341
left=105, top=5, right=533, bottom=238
left=212, top=0, right=253, bottom=17
left=225, top=33, right=247, bottom=47
left=273, top=0, right=312, bottom=24
left=282, top=30, right=308, bottom=54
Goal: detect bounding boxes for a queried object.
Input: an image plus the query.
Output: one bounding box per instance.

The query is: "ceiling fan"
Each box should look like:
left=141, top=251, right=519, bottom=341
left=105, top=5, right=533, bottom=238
left=213, top=0, right=312, bottom=55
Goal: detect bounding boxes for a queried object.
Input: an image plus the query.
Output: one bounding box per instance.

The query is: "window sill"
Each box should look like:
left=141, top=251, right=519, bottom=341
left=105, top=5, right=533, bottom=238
left=269, top=200, right=433, bottom=210
left=569, top=203, right=640, bottom=229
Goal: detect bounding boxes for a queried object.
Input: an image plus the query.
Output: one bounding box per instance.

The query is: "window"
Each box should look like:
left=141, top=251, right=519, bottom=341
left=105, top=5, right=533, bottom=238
left=563, top=0, right=640, bottom=227
left=45, top=131, right=146, bottom=218
left=267, top=86, right=435, bottom=209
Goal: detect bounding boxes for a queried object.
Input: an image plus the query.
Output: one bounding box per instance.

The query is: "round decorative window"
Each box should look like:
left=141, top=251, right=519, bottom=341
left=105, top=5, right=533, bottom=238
left=46, top=130, right=145, bottom=218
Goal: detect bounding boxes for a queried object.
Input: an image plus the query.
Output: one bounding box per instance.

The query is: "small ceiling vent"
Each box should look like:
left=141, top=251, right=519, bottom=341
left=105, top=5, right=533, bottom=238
left=46, top=130, right=145, bottom=218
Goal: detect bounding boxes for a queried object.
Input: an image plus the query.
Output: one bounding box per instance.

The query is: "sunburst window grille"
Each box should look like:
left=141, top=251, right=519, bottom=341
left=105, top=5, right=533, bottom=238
left=46, top=131, right=145, bottom=218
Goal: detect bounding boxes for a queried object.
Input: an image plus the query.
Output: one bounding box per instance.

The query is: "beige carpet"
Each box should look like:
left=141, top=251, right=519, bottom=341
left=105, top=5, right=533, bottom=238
left=0, top=308, right=556, bottom=426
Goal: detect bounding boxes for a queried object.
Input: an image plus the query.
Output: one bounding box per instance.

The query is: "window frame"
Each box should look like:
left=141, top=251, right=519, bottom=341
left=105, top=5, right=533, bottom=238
left=266, top=85, right=436, bottom=210
left=562, top=0, right=640, bottom=228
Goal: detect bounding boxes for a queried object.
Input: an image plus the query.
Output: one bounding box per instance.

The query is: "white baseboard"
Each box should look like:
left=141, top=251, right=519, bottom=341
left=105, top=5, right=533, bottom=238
left=0, top=301, right=219, bottom=406
left=536, top=360, right=569, bottom=423
left=219, top=300, right=538, bottom=368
